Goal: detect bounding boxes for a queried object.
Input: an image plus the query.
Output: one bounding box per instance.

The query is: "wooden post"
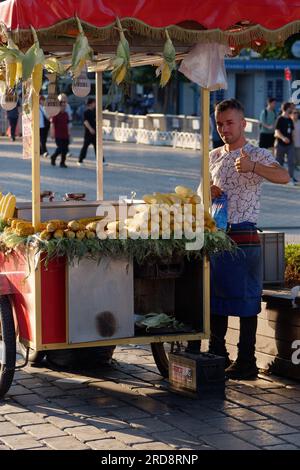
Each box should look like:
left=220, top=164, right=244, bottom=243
left=31, top=91, right=41, bottom=228
left=201, top=88, right=211, bottom=337
left=96, top=71, right=103, bottom=200
left=31, top=90, right=42, bottom=349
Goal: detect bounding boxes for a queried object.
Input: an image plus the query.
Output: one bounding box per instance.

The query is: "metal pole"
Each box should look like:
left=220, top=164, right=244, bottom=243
left=96, top=71, right=103, bottom=200
left=201, top=88, right=211, bottom=337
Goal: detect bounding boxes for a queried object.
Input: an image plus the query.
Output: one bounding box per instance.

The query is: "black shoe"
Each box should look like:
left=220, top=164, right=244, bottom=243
left=60, top=163, right=68, bottom=168
left=50, top=157, right=56, bottom=166
left=225, top=360, right=258, bottom=380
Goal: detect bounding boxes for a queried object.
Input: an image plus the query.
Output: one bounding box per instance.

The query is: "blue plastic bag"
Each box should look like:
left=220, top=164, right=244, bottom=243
left=211, top=193, right=228, bottom=230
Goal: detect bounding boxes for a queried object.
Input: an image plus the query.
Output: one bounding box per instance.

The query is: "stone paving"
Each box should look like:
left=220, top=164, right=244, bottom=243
left=0, top=346, right=300, bottom=450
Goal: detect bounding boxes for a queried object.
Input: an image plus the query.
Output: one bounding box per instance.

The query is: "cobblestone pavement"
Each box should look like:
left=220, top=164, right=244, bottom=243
left=1, top=346, right=300, bottom=450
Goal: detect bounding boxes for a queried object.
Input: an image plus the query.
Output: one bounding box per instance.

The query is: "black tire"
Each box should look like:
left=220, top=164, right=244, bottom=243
left=18, top=342, right=46, bottom=365
left=0, top=296, right=16, bottom=398
left=151, top=340, right=201, bottom=378
left=46, top=346, right=116, bottom=370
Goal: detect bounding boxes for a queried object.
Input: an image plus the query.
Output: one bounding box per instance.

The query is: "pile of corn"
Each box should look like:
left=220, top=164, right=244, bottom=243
left=0, top=192, right=16, bottom=221
left=4, top=217, right=103, bottom=240
left=103, top=186, right=216, bottom=239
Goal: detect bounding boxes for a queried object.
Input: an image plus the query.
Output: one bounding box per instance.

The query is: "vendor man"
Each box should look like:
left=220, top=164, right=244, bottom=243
left=206, top=98, right=289, bottom=380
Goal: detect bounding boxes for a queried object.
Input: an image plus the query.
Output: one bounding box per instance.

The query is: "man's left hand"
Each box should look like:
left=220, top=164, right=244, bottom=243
left=235, top=149, right=255, bottom=173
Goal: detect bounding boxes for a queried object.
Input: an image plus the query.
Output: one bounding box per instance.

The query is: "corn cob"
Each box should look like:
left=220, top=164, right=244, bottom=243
left=86, top=230, right=96, bottom=239
left=67, top=220, right=80, bottom=231
left=32, top=63, right=43, bottom=95
left=71, top=18, right=93, bottom=78
left=175, top=186, right=193, bottom=198
left=15, top=224, right=35, bottom=236
left=22, top=27, right=44, bottom=87
left=76, top=230, right=86, bottom=240
left=156, top=30, right=176, bottom=87
left=10, top=218, right=29, bottom=229
left=36, top=222, right=47, bottom=232
left=64, top=229, right=76, bottom=239
left=111, top=18, right=130, bottom=86
left=40, top=230, right=52, bottom=240
left=4, top=226, right=13, bottom=234
left=53, top=229, right=64, bottom=239
left=46, top=220, right=67, bottom=232
left=2, top=194, right=16, bottom=220
left=85, top=221, right=98, bottom=232
left=77, top=216, right=103, bottom=225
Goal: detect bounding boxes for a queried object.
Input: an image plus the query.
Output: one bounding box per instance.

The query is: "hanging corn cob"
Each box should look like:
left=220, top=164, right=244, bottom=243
left=111, top=18, right=130, bottom=85
left=0, top=37, right=24, bottom=89
left=156, top=30, right=176, bottom=87
left=22, top=27, right=45, bottom=95
left=71, top=17, right=93, bottom=78
left=0, top=193, right=16, bottom=221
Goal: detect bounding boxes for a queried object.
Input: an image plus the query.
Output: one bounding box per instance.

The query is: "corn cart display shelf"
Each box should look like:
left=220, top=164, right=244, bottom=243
left=1, top=0, right=299, bottom=397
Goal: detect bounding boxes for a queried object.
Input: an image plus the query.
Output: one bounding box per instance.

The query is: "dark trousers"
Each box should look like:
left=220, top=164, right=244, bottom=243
left=8, top=117, right=18, bottom=140
left=275, top=143, right=295, bottom=179
left=51, top=138, right=69, bottom=165
left=79, top=133, right=96, bottom=162
left=209, top=315, right=258, bottom=364
left=40, top=126, right=49, bottom=155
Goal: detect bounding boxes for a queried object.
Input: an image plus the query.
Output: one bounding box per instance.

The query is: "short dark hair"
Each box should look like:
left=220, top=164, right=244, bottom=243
left=267, top=97, right=276, bottom=104
left=215, top=98, right=244, bottom=115
left=282, top=101, right=292, bottom=112
left=87, top=98, right=96, bottom=105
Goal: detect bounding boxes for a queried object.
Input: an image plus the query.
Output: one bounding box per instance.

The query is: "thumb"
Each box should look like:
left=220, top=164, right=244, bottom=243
left=240, top=148, right=248, bottom=158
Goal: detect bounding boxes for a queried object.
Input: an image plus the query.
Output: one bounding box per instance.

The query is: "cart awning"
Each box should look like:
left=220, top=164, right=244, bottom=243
left=1, top=0, right=300, bottom=49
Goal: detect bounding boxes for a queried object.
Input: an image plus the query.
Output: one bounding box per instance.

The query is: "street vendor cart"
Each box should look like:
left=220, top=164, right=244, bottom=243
left=0, top=0, right=299, bottom=397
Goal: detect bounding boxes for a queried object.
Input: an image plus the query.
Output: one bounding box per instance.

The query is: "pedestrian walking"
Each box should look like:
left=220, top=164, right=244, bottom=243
left=58, top=93, right=73, bottom=158
left=274, top=101, right=297, bottom=185
left=7, top=104, right=19, bottom=141
left=258, top=97, right=276, bottom=150
left=203, top=98, right=289, bottom=380
left=291, top=108, right=300, bottom=171
left=39, top=95, right=50, bottom=157
left=50, top=98, right=69, bottom=168
left=78, top=98, right=96, bottom=164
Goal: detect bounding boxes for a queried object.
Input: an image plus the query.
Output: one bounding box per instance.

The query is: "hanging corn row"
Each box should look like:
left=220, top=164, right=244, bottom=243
left=0, top=18, right=177, bottom=112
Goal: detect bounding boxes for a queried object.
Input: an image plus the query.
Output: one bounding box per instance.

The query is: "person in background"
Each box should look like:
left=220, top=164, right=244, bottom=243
left=258, top=97, right=276, bottom=150
left=50, top=97, right=69, bottom=168
left=291, top=109, right=300, bottom=172
left=274, top=101, right=297, bottom=185
left=39, top=95, right=50, bottom=157
left=78, top=98, right=96, bottom=165
left=205, top=98, right=289, bottom=380
left=78, top=98, right=105, bottom=165
left=58, top=93, right=73, bottom=157
left=7, top=104, right=19, bottom=141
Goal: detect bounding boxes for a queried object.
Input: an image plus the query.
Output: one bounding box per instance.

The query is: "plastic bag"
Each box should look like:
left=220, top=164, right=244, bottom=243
left=179, top=43, right=230, bottom=91
left=211, top=193, right=228, bottom=230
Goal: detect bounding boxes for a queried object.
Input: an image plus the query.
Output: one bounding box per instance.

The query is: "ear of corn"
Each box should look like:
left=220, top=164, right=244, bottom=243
left=71, top=18, right=93, bottom=78
left=1, top=193, right=16, bottom=220
left=0, top=38, right=24, bottom=89
left=111, top=18, right=130, bottom=86
left=15, top=221, right=34, bottom=236
left=156, top=30, right=176, bottom=87
left=53, top=229, right=64, bottom=239
left=76, top=230, right=86, bottom=240
left=65, top=229, right=76, bottom=239
left=40, top=230, right=52, bottom=240
left=22, top=27, right=44, bottom=85
left=86, top=230, right=96, bottom=239
left=46, top=220, right=67, bottom=232
left=32, top=63, right=43, bottom=95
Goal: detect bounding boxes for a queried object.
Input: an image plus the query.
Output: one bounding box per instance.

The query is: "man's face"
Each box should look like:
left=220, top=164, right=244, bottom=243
left=215, top=108, right=246, bottom=145
left=269, top=100, right=276, bottom=110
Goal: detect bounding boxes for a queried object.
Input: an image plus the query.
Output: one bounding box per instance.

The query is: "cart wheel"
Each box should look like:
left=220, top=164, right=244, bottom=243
left=151, top=340, right=201, bottom=378
left=18, top=343, right=46, bottom=365
left=0, top=296, right=16, bottom=398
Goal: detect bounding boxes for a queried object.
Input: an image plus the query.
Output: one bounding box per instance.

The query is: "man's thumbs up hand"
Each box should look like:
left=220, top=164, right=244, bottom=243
left=235, top=148, right=255, bottom=173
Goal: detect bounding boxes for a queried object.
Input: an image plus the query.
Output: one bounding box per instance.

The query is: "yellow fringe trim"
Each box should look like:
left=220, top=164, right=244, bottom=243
left=3, top=17, right=300, bottom=49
